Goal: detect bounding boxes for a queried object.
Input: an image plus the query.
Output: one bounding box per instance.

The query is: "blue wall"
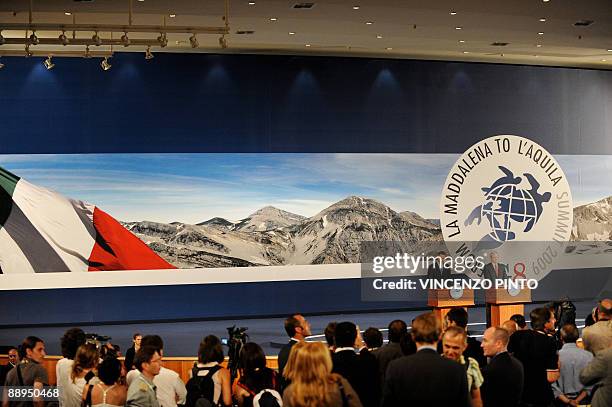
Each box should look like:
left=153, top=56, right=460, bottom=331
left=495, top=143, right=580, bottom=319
left=0, top=53, right=611, bottom=154
left=1, top=53, right=611, bottom=325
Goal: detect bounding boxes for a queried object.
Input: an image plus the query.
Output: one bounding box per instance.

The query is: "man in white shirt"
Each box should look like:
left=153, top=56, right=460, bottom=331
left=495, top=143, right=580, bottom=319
left=126, top=335, right=186, bottom=407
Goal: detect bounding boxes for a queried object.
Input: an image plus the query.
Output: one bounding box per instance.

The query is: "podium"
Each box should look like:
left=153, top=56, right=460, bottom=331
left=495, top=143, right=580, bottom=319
left=485, top=288, right=531, bottom=327
left=428, top=289, right=475, bottom=326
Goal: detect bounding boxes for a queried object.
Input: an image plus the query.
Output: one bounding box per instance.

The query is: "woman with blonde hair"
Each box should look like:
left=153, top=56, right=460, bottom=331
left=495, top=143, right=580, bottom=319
left=282, top=342, right=362, bottom=407
left=65, top=343, right=99, bottom=407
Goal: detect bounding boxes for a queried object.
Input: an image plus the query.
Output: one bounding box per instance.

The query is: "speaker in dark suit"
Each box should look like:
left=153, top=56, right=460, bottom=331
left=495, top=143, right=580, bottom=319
left=481, top=251, right=509, bottom=281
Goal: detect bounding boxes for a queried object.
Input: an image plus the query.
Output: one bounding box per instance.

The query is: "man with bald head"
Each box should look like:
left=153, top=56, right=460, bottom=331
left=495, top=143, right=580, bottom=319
left=582, top=298, right=612, bottom=355
left=480, top=327, right=524, bottom=407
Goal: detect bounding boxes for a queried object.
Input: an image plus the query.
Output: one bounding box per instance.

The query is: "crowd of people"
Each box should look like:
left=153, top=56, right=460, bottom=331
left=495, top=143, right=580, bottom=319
left=1, top=299, right=611, bottom=407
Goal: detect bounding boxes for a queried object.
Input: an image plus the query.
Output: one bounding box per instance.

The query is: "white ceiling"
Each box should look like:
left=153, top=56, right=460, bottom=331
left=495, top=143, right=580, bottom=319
left=1, top=0, right=611, bottom=69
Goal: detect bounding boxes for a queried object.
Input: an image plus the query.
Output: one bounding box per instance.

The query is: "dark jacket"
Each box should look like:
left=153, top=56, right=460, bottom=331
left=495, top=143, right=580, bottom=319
left=372, top=342, right=403, bottom=383
left=277, top=339, right=298, bottom=392
left=482, top=262, right=509, bottom=281
left=332, top=349, right=380, bottom=407
left=481, top=351, right=524, bottom=407
left=382, top=348, right=470, bottom=407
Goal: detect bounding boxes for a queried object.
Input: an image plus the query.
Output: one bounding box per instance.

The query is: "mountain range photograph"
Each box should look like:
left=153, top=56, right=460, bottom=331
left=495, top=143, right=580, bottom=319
left=1, top=152, right=611, bottom=270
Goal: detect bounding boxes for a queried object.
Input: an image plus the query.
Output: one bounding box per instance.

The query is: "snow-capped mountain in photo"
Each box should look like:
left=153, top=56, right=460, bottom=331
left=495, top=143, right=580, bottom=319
left=125, top=196, right=441, bottom=268
left=572, top=196, right=612, bottom=241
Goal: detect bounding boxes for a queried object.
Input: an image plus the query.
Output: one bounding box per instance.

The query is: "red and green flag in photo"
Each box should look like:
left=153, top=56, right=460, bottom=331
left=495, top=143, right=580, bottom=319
left=0, top=166, right=175, bottom=273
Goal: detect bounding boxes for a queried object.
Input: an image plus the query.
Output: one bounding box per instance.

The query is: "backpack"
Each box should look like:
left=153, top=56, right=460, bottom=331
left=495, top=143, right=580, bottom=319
left=252, top=390, right=282, bottom=407
left=185, top=365, right=222, bottom=407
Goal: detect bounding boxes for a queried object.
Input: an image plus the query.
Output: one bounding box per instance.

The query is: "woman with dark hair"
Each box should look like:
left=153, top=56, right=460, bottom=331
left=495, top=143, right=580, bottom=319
left=190, top=335, right=232, bottom=406
left=234, top=343, right=279, bottom=407
left=65, top=344, right=99, bottom=407
left=57, top=328, right=86, bottom=407
left=82, top=358, right=127, bottom=407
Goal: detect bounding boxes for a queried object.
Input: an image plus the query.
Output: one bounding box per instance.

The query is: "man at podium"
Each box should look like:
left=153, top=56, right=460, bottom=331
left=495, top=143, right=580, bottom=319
left=482, top=251, right=509, bottom=281
left=427, top=251, right=452, bottom=280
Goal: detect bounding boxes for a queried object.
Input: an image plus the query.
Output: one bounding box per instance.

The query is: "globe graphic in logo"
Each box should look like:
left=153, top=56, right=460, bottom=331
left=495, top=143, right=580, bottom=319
left=464, top=166, right=551, bottom=247
left=480, top=184, right=538, bottom=242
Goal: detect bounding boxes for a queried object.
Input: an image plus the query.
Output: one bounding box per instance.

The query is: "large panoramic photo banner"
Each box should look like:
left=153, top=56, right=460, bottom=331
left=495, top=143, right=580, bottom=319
left=1, top=140, right=611, bottom=289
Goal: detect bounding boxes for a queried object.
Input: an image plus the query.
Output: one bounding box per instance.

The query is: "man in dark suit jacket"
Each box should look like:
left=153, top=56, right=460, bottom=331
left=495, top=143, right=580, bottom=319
left=482, top=251, right=509, bottom=281
left=332, top=322, right=380, bottom=407
left=277, top=313, right=311, bottom=392
left=480, top=327, right=524, bottom=407
left=0, top=347, right=19, bottom=385
left=382, top=312, right=470, bottom=407
left=427, top=251, right=452, bottom=280
left=372, top=319, right=406, bottom=384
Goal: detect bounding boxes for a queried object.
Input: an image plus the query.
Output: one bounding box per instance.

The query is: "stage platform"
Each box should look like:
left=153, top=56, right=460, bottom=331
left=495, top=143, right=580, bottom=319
left=0, top=300, right=593, bottom=357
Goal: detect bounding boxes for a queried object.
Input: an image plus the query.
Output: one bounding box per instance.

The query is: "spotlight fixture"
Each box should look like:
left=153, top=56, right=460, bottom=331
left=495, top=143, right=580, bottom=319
left=189, top=34, right=199, bottom=48
left=121, top=32, right=130, bottom=46
left=385, top=47, right=392, bottom=50
left=92, top=31, right=102, bottom=46
left=270, top=17, right=277, bottom=21
left=25, top=44, right=33, bottom=57
left=84, top=45, right=92, bottom=58
left=539, top=18, right=546, bottom=22
left=459, top=40, right=465, bottom=43
left=538, top=32, right=544, bottom=35
left=29, top=31, right=39, bottom=45
left=169, top=14, right=176, bottom=18
left=59, top=31, right=69, bottom=45
left=455, top=26, right=462, bottom=30
left=145, top=46, right=154, bottom=60
left=365, top=21, right=373, bottom=25
left=376, top=34, right=383, bottom=39
left=353, top=6, right=360, bottom=10
left=450, top=11, right=457, bottom=15
left=537, top=44, right=542, bottom=47
left=157, top=33, right=168, bottom=47
left=289, top=31, right=296, bottom=35
left=43, top=56, right=55, bottom=70
left=305, top=44, right=311, bottom=47
left=248, top=1, right=255, bottom=4
left=219, top=35, right=228, bottom=49
left=100, top=57, right=111, bottom=71
left=0, top=31, right=5, bottom=45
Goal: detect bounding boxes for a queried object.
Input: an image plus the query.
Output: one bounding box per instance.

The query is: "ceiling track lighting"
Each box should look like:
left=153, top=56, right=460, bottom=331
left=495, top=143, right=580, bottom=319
left=121, top=32, right=130, bottom=47
left=145, top=46, right=154, bottom=60
left=157, top=33, right=168, bottom=47
left=100, top=57, right=111, bottom=71
left=189, top=34, right=199, bottom=48
left=43, top=56, right=55, bottom=70
left=92, top=31, right=102, bottom=46
left=59, top=30, right=69, bottom=45
left=29, top=31, right=39, bottom=45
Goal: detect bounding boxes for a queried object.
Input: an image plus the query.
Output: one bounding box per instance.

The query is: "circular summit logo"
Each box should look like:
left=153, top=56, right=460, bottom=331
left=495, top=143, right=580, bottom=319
left=439, top=135, right=573, bottom=281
